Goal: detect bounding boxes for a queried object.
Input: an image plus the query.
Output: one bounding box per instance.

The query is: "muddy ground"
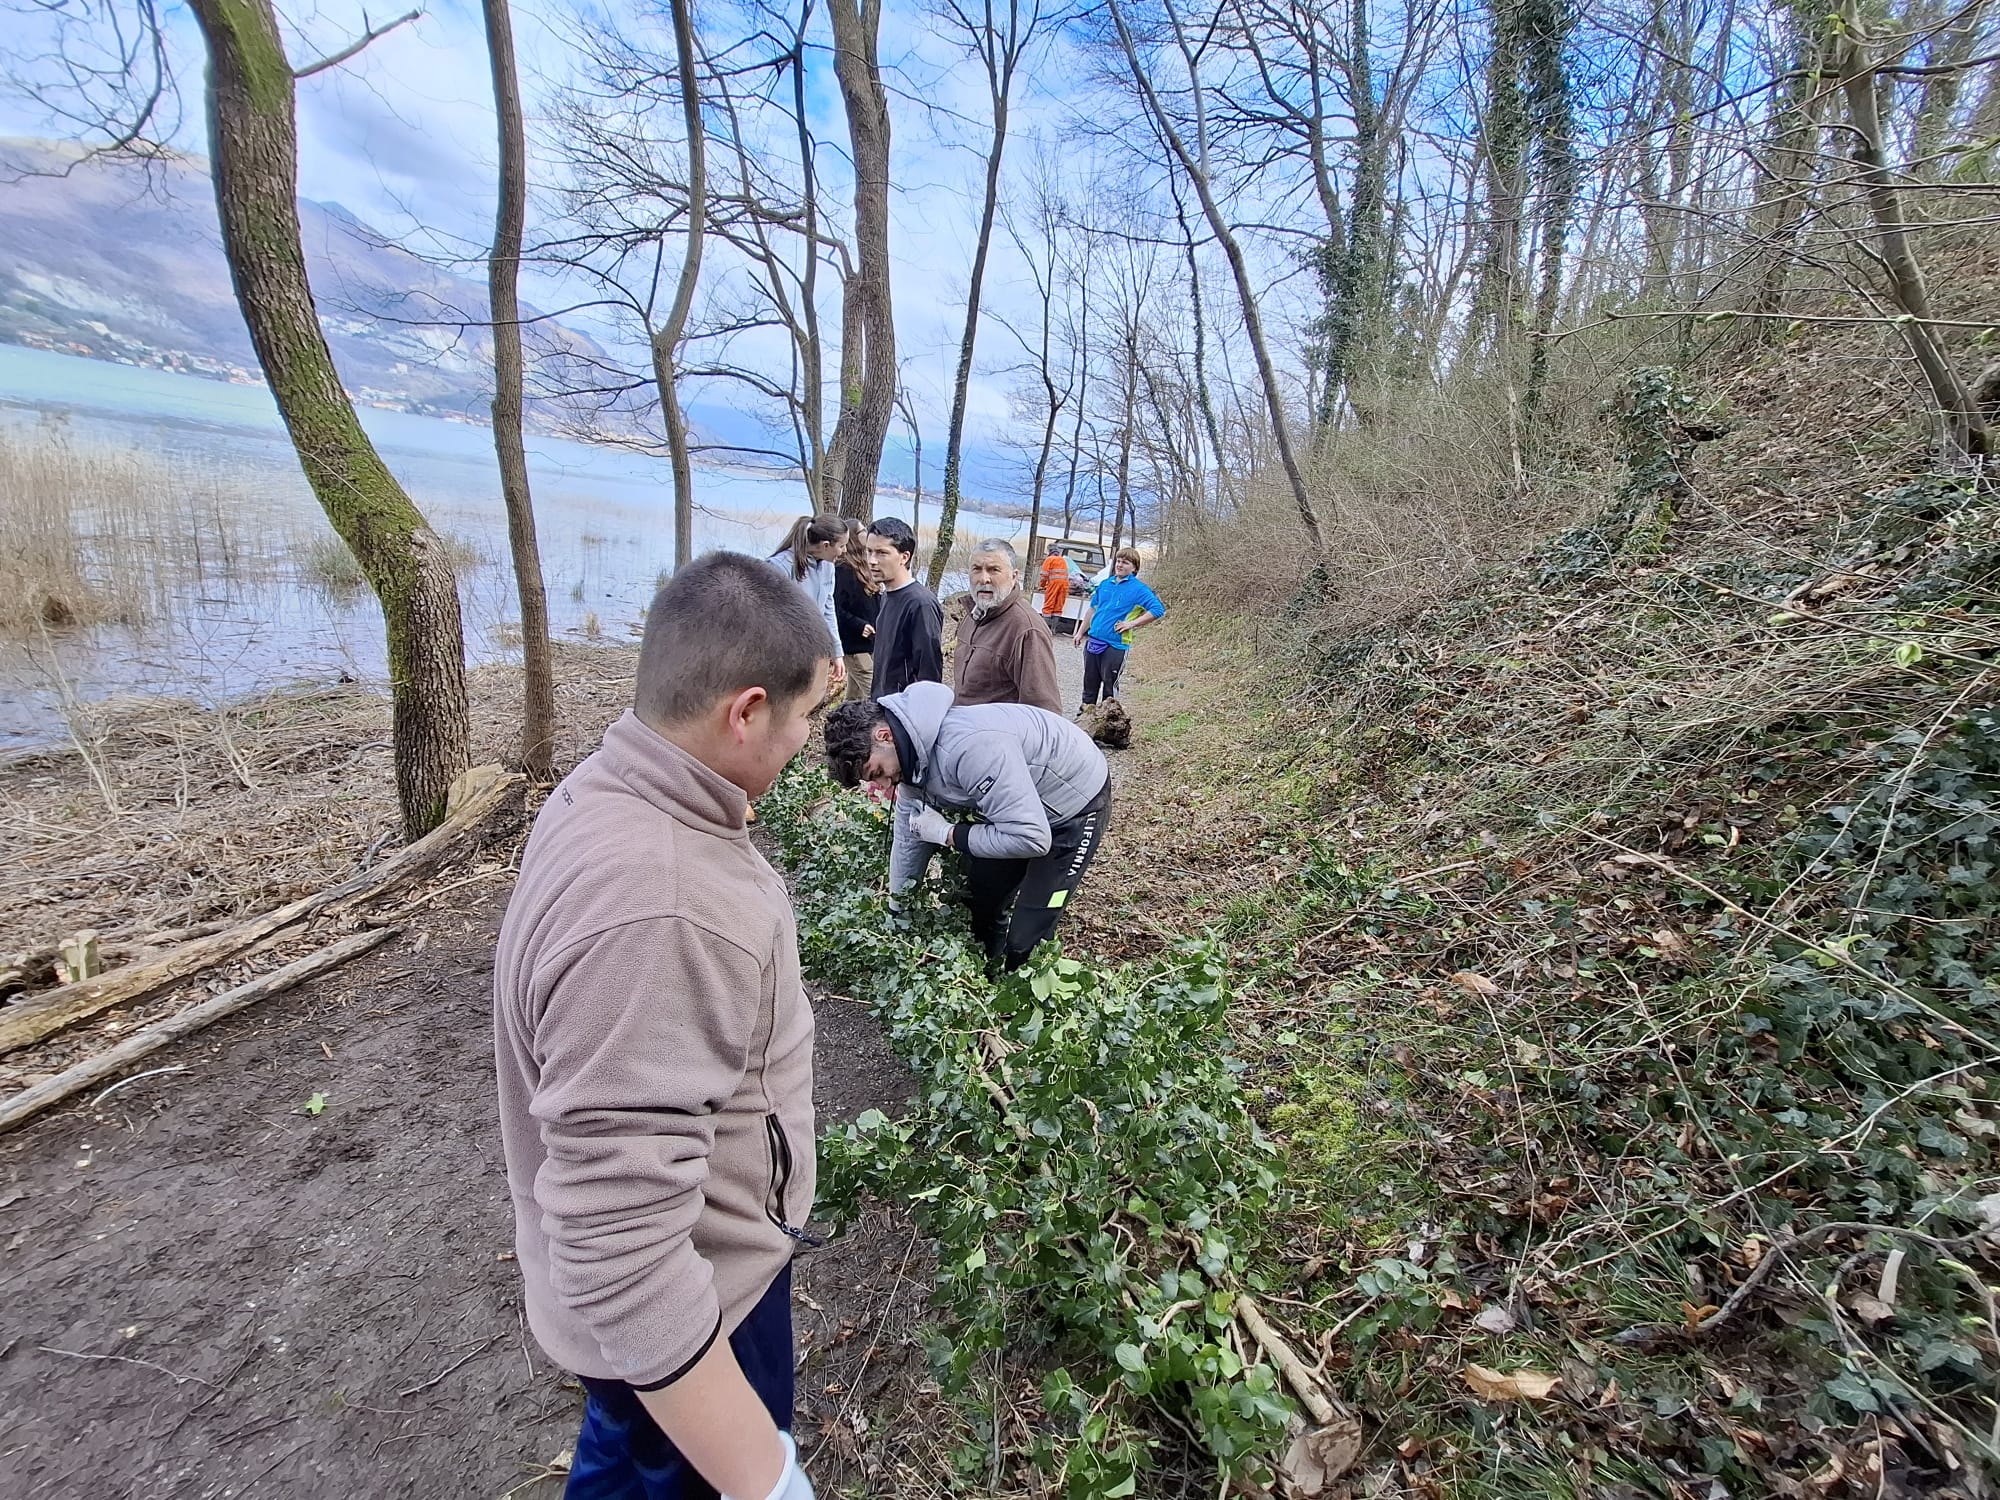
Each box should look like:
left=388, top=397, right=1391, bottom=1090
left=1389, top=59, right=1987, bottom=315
left=0, top=642, right=942, bottom=1500
left=0, top=869, right=924, bottom=1499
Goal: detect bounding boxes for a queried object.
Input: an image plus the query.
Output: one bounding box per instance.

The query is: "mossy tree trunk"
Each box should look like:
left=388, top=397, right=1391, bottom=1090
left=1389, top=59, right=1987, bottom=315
left=1518, top=0, right=1578, bottom=441
left=188, top=0, right=469, bottom=837
left=481, top=0, right=555, bottom=780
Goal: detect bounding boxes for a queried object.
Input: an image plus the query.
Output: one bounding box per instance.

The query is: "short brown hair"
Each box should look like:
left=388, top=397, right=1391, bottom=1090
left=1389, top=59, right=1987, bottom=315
left=1116, top=547, right=1143, bottom=572
left=635, top=552, right=830, bottom=726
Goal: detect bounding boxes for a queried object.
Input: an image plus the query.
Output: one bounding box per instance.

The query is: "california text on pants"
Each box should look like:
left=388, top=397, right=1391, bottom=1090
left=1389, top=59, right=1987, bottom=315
left=963, top=775, right=1111, bottom=970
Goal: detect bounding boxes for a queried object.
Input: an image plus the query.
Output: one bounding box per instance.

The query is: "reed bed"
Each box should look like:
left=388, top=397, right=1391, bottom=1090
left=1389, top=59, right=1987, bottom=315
left=0, top=426, right=285, bottom=635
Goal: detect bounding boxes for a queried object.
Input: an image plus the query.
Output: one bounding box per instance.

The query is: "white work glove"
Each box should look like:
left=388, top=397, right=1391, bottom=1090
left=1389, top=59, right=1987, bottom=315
left=909, top=805, right=955, bottom=847
left=723, top=1432, right=814, bottom=1500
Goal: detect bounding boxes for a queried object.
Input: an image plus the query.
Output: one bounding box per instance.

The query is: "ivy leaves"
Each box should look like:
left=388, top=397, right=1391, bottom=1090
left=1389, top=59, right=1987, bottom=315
left=763, top=761, right=1296, bottom=1491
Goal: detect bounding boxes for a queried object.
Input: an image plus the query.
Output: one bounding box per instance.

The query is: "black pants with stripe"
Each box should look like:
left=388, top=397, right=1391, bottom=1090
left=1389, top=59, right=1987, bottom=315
left=964, top=777, right=1111, bottom=970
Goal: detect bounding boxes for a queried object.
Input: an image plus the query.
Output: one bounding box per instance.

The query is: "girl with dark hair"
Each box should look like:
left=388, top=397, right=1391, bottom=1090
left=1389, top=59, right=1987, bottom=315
left=768, top=513, right=847, bottom=689
left=832, top=519, right=879, bottom=702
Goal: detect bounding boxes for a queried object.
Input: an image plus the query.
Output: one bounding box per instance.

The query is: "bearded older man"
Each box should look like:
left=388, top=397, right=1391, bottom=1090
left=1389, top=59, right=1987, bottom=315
left=952, top=539, right=1062, bottom=713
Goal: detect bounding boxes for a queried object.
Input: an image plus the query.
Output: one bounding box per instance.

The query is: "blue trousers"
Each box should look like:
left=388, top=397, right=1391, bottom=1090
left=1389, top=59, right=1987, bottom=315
left=564, top=1267, right=796, bottom=1500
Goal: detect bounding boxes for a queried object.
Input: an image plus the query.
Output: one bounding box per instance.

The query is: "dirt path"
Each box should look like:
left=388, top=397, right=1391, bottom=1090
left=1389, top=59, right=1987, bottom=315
left=0, top=633, right=1192, bottom=1500
left=0, top=871, right=917, bottom=1499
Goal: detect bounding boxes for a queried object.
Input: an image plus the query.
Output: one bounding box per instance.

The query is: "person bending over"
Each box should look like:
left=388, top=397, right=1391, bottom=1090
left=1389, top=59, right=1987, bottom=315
left=823, top=681, right=1110, bottom=971
left=494, top=552, right=830, bottom=1500
left=861, top=516, right=942, bottom=699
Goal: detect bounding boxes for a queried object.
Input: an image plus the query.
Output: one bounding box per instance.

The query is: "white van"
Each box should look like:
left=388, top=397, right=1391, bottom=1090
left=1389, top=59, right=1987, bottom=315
left=1035, top=534, right=1108, bottom=636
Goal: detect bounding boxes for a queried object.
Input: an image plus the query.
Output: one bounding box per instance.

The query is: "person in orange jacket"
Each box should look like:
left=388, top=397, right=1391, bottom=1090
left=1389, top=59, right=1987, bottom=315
left=1037, top=541, right=1070, bottom=625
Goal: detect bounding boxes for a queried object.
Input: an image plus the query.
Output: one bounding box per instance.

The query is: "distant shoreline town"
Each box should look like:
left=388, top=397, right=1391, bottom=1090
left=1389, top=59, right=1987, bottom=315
left=0, top=326, right=503, bottom=427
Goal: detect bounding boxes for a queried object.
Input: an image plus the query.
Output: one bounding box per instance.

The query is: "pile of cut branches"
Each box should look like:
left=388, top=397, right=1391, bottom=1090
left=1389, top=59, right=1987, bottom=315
left=761, top=767, right=1333, bottom=1497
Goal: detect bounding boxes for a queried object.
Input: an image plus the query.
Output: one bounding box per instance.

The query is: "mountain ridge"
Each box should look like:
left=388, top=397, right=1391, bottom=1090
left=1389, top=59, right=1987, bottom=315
left=0, top=136, right=603, bottom=433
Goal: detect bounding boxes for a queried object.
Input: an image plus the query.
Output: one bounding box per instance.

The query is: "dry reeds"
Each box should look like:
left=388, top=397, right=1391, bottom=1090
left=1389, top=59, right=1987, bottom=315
left=1155, top=326, right=1656, bottom=623
left=297, top=532, right=366, bottom=594
left=0, top=426, right=274, bottom=636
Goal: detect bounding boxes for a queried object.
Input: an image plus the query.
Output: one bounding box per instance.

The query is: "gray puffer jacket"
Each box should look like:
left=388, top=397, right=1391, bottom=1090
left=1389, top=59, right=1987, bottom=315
left=881, top=681, right=1109, bottom=891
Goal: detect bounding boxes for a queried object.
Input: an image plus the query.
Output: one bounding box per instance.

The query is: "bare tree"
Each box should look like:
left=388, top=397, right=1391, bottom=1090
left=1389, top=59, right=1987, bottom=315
left=925, top=0, right=1055, bottom=589
left=482, top=0, right=555, bottom=779
left=0, top=0, right=179, bottom=162
left=997, top=154, right=1080, bottom=563
left=698, top=3, right=849, bottom=504
left=896, top=383, right=925, bottom=532
left=184, top=0, right=468, bottom=837
left=653, top=0, right=710, bottom=567
left=1831, top=0, right=1989, bottom=460
left=1105, top=0, right=1329, bottom=554
left=827, top=0, right=897, bottom=517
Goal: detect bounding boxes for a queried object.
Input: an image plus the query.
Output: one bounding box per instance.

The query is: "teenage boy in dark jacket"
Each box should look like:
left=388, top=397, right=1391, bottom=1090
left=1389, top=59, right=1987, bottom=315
left=862, top=516, right=942, bottom=699
left=495, top=553, right=829, bottom=1500
left=824, top=681, right=1110, bottom=970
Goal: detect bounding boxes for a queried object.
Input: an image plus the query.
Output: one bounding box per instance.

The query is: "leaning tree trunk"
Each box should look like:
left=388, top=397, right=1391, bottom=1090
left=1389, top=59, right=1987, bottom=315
left=188, top=0, right=468, bottom=838
left=653, top=0, right=709, bottom=566
left=828, top=0, right=896, bottom=521
left=1835, top=1, right=1989, bottom=461
left=928, top=91, right=1009, bottom=591
left=482, top=0, right=554, bottom=779
left=1174, top=193, right=1231, bottom=515
left=1107, top=0, right=1326, bottom=555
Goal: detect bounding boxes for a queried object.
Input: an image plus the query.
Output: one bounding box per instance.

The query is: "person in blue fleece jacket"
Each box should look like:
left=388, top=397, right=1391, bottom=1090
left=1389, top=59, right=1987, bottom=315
left=1071, top=547, right=1164, bottom=711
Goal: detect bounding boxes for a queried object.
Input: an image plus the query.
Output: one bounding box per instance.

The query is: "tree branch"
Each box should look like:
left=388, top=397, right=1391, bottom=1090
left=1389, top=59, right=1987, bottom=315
left=293, top=9, right=421, bottom=81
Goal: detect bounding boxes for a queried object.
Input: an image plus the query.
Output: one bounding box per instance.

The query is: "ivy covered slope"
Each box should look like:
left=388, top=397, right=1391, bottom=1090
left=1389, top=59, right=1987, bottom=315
left=1202, top=338, right=2000, bottom=1494
left=757, top=772, right=1301, bottom=1498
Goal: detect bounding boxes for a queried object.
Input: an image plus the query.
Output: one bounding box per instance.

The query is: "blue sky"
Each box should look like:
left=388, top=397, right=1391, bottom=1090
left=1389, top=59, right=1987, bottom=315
left=0, top=0, right=1126, bottom=494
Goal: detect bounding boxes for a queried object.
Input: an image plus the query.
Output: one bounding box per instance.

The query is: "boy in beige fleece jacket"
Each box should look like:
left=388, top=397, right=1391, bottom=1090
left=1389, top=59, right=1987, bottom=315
left=494, top=553, right=831, bottom=1500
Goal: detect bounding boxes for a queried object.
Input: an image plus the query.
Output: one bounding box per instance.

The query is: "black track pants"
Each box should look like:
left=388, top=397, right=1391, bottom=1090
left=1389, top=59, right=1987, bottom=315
left=964, top=778, right=1111, bottom=970
left=1081, top=643, right=1127, bottom=705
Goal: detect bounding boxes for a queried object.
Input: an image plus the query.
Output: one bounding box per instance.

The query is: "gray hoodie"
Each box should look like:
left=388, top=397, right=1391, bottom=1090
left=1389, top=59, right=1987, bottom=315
left=881, top=681, right=1109, bottom=891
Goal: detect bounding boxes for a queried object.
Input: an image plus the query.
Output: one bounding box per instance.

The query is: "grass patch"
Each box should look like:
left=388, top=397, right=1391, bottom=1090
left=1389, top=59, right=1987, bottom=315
left=297, top=532, right=366, bottom=594
left=1071, top=538, right=2000, bottom=1496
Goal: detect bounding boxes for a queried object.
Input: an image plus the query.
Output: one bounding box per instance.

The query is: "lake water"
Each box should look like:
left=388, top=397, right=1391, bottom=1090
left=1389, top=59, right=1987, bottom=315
left=0, top=345, right=1012, bottom=750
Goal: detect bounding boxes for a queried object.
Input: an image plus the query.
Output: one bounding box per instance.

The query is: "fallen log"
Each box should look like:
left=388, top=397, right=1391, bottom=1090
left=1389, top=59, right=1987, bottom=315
left=0, top=927, right=398, bottom=1135
left=0, top=767, right=521, bottom=1057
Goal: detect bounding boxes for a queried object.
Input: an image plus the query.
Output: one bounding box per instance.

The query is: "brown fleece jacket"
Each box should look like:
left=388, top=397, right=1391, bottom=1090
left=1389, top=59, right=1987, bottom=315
left=952, top=589, right=1062, bottom=713
left=493, top=711, right=815, bottom=1389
